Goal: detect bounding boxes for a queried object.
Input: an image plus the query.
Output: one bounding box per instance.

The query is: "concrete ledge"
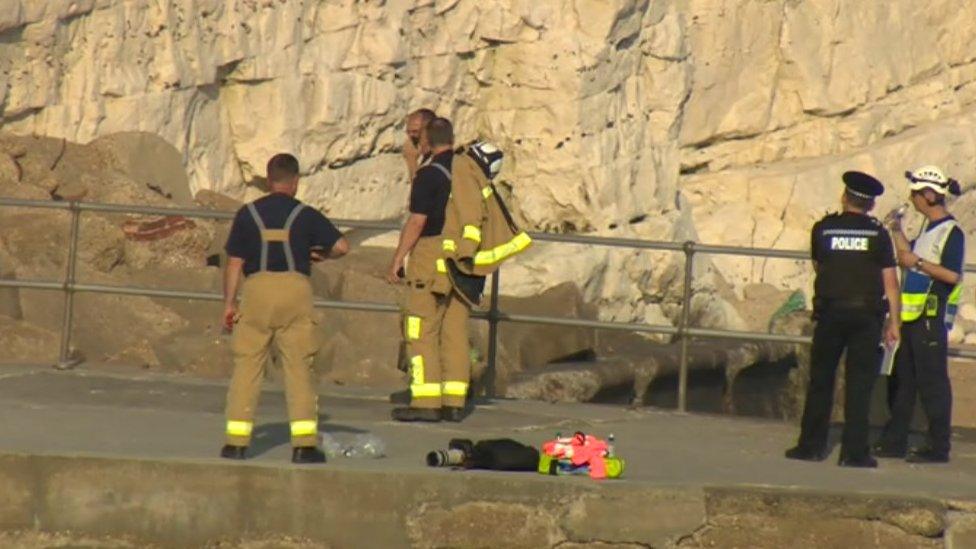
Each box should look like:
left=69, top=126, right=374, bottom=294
left=1, top=453, right=972, bottom=548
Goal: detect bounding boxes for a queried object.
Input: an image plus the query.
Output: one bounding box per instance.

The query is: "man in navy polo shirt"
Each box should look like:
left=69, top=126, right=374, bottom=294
left=220, top=153, right=348, bottom=464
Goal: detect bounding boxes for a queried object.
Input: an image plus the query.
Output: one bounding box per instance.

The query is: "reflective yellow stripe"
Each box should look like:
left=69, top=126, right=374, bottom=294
left=903, top=294, right=926, bottom=306
left=290, top=420, right=318, bottom=437
left=226, top=420, right=253, bottom=437
left=409, top=356, right=440, bottom=397
left=411, top=355, right=425, bottom=385
left=411, top=383, right=442, bottom=398
left=462, top=225, right=482, bottom=243
left=901, top=293, right=927, bottom=321
left=405, top=316, right=421, bottom=340
left=481, top=186, right=493, bottom=199
left=949, top=284, right=963, bottom=305
left=473, top=232, right=532, bottom=266
left=442, top=381, right=468, bottom=396
left=436, top=258, right=447, bottom=273
left=442, top=239, right=457, bottom=253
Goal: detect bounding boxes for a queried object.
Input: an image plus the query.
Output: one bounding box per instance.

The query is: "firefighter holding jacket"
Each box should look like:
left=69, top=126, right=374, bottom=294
left=387, top=117, right=530, bottom=422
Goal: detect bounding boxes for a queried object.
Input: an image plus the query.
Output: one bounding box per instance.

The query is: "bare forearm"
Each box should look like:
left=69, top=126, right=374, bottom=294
left=919, top=261, right=961, bottom=285
left=891, top=229, right=911, bottom=254
left=394, top=215, right=426, bottom=263
left=328, top=237, right=349, bottom=258
left=882, top=268, right=901, bottom=321
left=223, top=258, right=244, bottom=306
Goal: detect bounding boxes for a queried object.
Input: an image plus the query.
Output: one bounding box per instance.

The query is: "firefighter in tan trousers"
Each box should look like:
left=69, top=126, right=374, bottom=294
left=386, top=117, right=470, bottom=422
left=387, top=118, right=531, bottom=422
left=221, top=153, right=348, bottom=462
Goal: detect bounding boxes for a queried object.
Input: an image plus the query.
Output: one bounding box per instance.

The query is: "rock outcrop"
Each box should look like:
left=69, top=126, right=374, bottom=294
left=4, top=0, right=976, bottom=335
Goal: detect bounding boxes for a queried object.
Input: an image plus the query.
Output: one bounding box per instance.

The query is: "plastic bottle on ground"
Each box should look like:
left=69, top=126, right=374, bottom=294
left=318, top=432, right=344, bottom=459
left=341, top=433, right=386, bottom=458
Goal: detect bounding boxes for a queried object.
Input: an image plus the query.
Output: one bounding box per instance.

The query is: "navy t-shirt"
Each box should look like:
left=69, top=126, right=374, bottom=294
left=409, top=151, right=453, bottom=237
left=915, top=216, right=965, bottom=300
left=225, top=193, right=342, bottom=276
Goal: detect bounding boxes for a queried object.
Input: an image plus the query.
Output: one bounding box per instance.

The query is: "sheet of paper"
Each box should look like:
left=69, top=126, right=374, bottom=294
left=880, top=341, right=900, bottom=376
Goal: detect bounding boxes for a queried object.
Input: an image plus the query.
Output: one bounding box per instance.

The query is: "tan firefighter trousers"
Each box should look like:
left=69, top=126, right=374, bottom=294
left=404, top=237, right=471, bottom=409
left=225, top=272, right=319, bottom=447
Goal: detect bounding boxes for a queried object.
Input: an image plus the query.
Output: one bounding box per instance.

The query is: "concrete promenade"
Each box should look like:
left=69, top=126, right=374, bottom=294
left=1, top=363, right=976, bottom=547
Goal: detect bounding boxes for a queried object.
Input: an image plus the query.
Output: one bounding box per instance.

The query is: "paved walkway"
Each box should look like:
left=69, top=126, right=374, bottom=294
left=1, top=363, right=975, bottom=502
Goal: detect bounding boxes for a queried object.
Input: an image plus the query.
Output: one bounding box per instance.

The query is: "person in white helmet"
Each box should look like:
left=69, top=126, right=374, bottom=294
left=874, top=166, right=964, bottom=464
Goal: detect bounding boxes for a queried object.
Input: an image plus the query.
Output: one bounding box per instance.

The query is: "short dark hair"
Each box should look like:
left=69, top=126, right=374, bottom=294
left=844, top=190, right=874, bottom=211
left=426, top=117, right=454, bottom=147
left=266, top=153, right=300, bottom=184
left=410, top=108, right=436, bottom=124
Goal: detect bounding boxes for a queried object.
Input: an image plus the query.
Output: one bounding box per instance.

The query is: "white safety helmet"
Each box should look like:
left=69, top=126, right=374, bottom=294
left=468, top=142, right=504, bottom=180
left=905, top=165, right=951, bottom=195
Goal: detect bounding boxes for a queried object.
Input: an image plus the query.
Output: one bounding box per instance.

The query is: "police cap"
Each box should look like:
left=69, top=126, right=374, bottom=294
left=841, top=171, right=884, bottom=199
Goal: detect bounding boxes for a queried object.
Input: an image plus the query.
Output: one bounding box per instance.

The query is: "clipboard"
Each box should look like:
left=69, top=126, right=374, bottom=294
left=880, top=341, right=900, bottom=376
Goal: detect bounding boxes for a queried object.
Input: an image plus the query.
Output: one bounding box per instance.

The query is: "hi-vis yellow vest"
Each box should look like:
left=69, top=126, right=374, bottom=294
left=440, top=149, right=531, bottom=277
left=901, top=219, right=963, bottom=328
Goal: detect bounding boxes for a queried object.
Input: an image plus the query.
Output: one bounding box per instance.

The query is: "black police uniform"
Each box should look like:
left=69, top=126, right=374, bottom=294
left=788, top=171, right=895, bottom=465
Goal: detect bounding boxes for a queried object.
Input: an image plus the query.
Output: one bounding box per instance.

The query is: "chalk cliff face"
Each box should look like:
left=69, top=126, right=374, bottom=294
left=3, top=0, right=976, bottom=332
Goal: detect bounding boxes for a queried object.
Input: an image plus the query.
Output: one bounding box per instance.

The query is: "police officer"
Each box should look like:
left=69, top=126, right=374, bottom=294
left=873, top=166, right=964, bottom=463
left=386, top=117, right=469, bottom=422
left=221, top=153, right=349, bottom=463
left=785, top=171, right=900, bottom=468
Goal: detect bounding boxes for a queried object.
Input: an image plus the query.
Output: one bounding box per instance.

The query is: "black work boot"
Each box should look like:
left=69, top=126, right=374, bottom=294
left=292, top=447, right=327, bottom=464
left=220, top=444, right=247, bottom=460
left=441, top=406, right=468, bottom=423
left=838, top=454, right=878, bottom=468
left=388, top=389, right=411, bottom=405
left=784, top=445, right=828, bottom=462
left=870, top=442, right=906, bottom=459
left=391, top=407, right=442, bottom=422
left=906, top=446, right=949, bottom=464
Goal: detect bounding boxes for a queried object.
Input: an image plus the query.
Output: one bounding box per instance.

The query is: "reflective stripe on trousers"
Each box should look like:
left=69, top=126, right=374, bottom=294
left=226, top=420, right=253, bottom=437
left=290, top=419, right=318, bottom=437
left=442, top=381, right=468, bottom=397
left=405, top=316, right=421, bottom=340
left=410, top=354, right=441, bottom=398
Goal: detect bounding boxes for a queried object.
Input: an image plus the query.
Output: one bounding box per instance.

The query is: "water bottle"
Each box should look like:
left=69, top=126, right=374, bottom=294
left=318, top=432, right=344, bottom=459
left=607, top=433, right=616, bottom=458
left=341, top=433, right=386, bottom=458
left=893, top=203, right=909, bottom=219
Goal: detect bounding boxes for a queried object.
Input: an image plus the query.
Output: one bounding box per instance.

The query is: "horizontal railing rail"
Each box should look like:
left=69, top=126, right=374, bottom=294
left=2, top=197, right=975, bottom=410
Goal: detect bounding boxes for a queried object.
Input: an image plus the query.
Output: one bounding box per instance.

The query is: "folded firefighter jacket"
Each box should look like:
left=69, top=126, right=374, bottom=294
left=439, top=148, right=532, bottom=295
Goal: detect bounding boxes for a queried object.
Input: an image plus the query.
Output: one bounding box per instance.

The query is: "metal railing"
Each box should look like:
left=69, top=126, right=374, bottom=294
left=2, top=196, right=975, bottom=412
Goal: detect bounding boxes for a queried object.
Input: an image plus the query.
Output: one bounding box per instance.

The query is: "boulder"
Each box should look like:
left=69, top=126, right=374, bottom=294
left=0, top=316, right=60, bottom=363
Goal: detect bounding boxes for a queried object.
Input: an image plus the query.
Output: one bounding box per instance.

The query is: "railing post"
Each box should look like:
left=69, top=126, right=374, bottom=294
left=54, top=202, right=82, bottom=370
left=677, top=240, right=696, bottom=412
left=484, top=269, right=501, bottom=399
